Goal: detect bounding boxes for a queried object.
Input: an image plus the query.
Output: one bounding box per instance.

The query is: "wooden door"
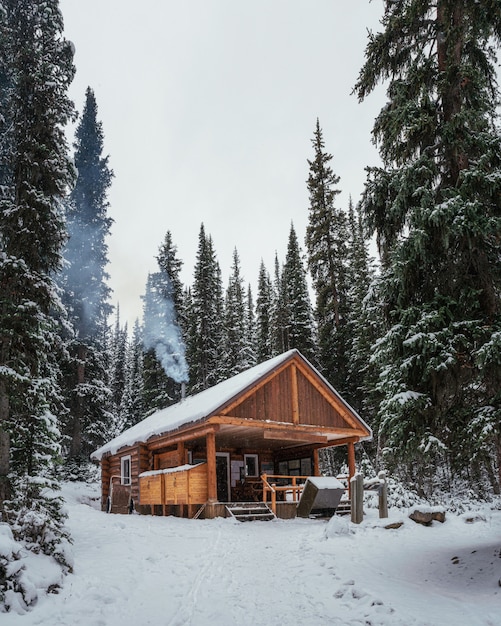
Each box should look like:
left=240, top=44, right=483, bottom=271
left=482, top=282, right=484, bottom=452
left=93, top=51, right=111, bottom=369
left=216, top=453, right=230, bottom=502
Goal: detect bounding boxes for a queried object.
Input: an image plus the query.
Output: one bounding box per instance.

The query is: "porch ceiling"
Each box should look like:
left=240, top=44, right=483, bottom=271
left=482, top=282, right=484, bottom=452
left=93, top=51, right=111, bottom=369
left=214, top=423, right=340, bottom=451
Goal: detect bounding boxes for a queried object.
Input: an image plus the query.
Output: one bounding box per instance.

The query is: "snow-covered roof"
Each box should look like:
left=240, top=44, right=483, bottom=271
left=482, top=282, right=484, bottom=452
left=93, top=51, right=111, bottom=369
left=91, top=349, right=371, bottom=461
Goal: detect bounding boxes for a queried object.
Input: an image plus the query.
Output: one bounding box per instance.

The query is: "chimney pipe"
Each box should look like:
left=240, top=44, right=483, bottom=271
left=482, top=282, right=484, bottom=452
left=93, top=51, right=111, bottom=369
left=181, top=381, right=186, bottom=401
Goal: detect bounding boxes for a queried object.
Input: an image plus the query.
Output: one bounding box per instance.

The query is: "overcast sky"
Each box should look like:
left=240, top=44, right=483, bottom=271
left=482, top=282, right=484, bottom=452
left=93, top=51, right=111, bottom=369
left=59, top=0, right=386, bottom=329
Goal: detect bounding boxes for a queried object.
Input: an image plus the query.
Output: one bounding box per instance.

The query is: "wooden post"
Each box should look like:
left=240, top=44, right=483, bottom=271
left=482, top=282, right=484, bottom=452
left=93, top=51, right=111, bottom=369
left=271, top=485, right=277, bottom=515
left=206, top=430, right=217, bottom=503
left=378, top=470, right=388, bottom=519
left=313, top=448, right=320, bottom=476
left=177, top=442, right=186, bottom=465
left=347, top=441, right=356, bottom=497
left=350, top=472, right=364, bottom=524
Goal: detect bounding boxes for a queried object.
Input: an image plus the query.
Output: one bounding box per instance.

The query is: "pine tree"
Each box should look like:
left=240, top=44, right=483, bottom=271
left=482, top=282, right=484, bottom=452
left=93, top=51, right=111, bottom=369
left=345, top=197, right=378, bottom=412
left=186, top=224, right=225, bottom=392
left=0, top=0, right=75, bottom=580
left=270, top=253, right=289, bottom=356
left=142, top=231, right=187, bottom=412
left=355, top=1, right=501, bottom=493
left=305, top=119, right=349, bottom=391
left=223, top=248, right=251, bottom=377
left=282, top=223, right=317, bottom=361
left=59, top=87, right=113, bottom=464
left=255, top=260, right=273, bottom=362
left=108, top=308, right=128, bottom=433
left=122, top=319, right=144, bottom=429
left=244, top=284, right=257, bottom=368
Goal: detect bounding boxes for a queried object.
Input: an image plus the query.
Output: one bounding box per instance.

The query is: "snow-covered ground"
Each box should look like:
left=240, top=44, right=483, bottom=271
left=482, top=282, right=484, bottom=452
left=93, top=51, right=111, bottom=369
left=3, top=481, right=501, bottom=626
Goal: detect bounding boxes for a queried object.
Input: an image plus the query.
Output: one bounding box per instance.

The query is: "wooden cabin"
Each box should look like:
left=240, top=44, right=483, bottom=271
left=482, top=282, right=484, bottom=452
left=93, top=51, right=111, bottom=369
left=91, top=349, right=372, bottom=519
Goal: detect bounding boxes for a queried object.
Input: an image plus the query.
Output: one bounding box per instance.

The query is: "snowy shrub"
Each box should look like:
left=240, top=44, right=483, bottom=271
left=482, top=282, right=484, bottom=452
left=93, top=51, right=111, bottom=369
left=0, top=524, right=36, bottom=613
left=59, top=458, right=100, bottom=484
left=7, top=503, right=73, bottom=573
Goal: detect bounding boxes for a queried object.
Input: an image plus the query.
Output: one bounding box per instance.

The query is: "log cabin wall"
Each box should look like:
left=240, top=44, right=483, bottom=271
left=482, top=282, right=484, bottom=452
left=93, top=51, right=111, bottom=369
left=101, top=446, right=142, bottom=511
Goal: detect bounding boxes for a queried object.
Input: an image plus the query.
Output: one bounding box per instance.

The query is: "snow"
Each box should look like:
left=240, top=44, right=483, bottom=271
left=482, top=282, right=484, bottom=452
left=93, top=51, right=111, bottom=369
left=92, top=349, right=371, bottom=460
left=306, top=476, right=345, bottom=490
left=139, top=463, right=205, bottom=477
left=3, top=481, right=500, bottom=625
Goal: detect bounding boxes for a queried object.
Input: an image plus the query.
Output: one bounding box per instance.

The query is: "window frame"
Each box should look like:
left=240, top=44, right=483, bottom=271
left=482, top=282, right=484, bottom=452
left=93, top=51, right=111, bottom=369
left=244, top=453, right=259, bottom=478
left=120, top=455, right=132, bottom=486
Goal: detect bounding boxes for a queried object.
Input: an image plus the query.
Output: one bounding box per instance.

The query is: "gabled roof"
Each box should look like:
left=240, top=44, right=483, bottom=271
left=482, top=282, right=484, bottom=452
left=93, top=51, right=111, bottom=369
left=91, top=349, right=372, bottom=460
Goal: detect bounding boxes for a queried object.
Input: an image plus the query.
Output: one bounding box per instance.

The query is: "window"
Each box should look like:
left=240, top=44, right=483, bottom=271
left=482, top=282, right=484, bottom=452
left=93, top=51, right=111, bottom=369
left=121, top=455, right=131, bottom=486
left=244, top=454, right=259, bottom=477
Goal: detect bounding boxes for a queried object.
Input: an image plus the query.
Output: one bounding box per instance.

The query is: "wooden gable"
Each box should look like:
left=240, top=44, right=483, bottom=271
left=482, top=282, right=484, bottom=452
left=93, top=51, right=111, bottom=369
left=209, top=352, right=370, bottom=440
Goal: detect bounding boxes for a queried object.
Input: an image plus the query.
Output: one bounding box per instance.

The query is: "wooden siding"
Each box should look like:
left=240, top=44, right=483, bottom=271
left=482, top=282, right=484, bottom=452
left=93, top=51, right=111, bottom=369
left=221, top=362, right=353, bottom=429
left=157, top=449, right=180, bottom=469
left=139, top=464, right=208, bottom=508
left=139, top=473, right=163, bottom=506
left=228, top=367, right=294, bottom=422
left=296, top=369, right=348, bottom=429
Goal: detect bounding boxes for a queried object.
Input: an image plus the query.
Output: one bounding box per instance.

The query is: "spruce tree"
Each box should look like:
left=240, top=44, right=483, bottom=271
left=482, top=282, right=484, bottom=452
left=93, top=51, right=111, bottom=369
left=282, top=223, right=317, bottom=361
left=107, top=308, right=129, bottom=434
left=255, top=260, right=274, bottom=362
left=0, top=0, right=75, bottom=580
left=59, top=87, right=113, bottom=464
left=121, top=319, right=144, bottom=429
left=345, top=197, right=378, bottom=411
left=142, top=232, right=187, bottom=413
left=223, top=248, right=251, bottom=377
left=244, top=284, right=257, bottom=369
left=305, top=119, right=349, bottom=391
left=355, top=1, right=501, bottom=493
left=186, top=224, right=225, bottom=392
left=270, top=253, right=289, bottom=356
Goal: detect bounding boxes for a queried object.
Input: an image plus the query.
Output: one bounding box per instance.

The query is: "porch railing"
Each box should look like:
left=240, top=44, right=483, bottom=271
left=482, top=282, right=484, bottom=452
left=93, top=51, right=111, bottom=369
left=260, top=474, right=310, bottom=515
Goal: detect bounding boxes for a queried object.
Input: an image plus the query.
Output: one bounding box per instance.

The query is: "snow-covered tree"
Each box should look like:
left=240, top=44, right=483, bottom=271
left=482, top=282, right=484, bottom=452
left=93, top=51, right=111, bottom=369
left=108, top=308, right=128, bottom=432
left=255, top=260, right=274, bottom=362
left=59, top=87, right=113, bottom=464
left=305, top=119, right=349, bottom=391
left=121, top=319, right=144, bottom=429
left=244, top=284, right=257, bottom=369
left=345, top=197, right=379, bottom=413
left=185, top=224, right=225, bottom=392
left=355, top=0, right=501, bottom=493
left=223, top=248, right=253, bottom=377
left=142, top=232, right=187, bottom=414
left=281, top=224, right=317, bottom=361
left=0, top=0, right=75, bottom=593
left=270, top=253, right=289, bottom=356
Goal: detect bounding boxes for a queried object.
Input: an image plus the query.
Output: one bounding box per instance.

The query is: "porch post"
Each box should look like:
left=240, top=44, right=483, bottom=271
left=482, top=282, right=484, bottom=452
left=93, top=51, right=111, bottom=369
left=177, top=442, right=186, bottom=465
left=313, top=448, right=320, bottom=476
left=347, top=441, right=356, bottom=495
left=206, top=430, right=217, bottom=503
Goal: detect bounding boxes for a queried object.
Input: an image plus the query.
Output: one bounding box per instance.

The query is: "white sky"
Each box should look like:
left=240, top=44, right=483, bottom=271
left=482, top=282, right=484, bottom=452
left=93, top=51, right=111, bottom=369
left=59, top=0, right=386, bottom=329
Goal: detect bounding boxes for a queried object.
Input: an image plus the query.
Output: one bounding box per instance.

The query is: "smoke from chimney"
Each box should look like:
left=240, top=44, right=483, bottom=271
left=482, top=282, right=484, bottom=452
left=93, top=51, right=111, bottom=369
left=143, top=271, right=189, bottom=385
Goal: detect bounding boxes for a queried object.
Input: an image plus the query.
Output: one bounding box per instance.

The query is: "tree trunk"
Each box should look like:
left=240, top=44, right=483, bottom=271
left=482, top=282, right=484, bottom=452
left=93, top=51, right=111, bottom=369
left=69, top=344, right=87, bottom=459
left=436, top=0, right=467, bottom=185
left=0, top=379, right=11, bottom=513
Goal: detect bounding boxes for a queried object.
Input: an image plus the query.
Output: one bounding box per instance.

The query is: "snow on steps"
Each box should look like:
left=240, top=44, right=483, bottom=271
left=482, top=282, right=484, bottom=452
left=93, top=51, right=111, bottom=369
left=225, top=502, right=276, bottom=522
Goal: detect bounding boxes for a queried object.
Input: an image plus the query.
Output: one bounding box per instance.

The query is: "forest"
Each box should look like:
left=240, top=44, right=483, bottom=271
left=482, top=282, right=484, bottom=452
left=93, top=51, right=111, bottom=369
left=0, top=0, right=500, bottom=611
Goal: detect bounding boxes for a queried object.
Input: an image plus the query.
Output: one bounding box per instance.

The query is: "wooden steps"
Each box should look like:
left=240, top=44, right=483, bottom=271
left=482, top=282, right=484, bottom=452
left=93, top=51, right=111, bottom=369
left=334, top=499, right=351, bottom=516
left=225, top=502, right=276, bottom=522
